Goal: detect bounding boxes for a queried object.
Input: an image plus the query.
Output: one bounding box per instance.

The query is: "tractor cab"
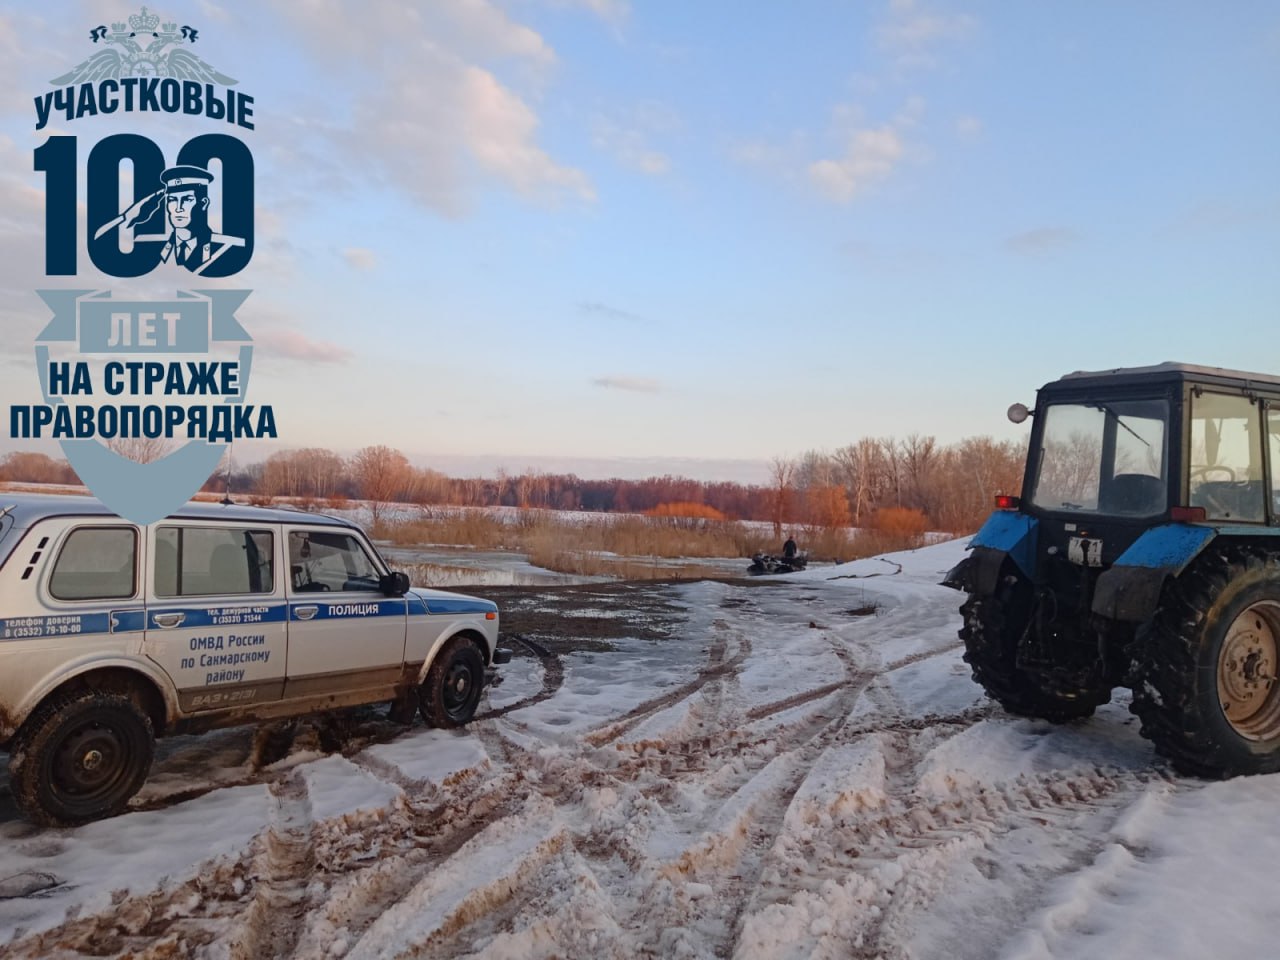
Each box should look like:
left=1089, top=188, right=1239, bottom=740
left=951, top=363, right=1280, bottom=778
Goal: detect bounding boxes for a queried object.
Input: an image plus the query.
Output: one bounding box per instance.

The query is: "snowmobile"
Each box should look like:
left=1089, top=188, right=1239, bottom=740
left=748, top=551, right=808, bottom=575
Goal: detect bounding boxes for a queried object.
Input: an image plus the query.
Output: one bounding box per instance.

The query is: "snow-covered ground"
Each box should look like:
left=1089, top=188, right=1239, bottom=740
left=2, top=537, right=1276, bottom=959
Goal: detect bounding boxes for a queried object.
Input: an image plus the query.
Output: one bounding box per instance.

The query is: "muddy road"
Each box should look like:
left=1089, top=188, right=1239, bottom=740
left=0, top=560, right=1189, bottom=960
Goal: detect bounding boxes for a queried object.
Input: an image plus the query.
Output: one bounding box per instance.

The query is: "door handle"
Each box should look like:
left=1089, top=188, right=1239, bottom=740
left=152, top=612, right=185, bottom=628
left=294, top=605, right=318, bottom=621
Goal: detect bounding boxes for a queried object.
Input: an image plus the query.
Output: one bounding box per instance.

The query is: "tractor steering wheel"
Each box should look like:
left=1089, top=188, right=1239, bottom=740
left=1192, top=464, right=1238, bottom=482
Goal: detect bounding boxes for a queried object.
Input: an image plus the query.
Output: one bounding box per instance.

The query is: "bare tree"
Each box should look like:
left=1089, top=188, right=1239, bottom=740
left=0, top=452, right=80, bottom=484
left=900, top=433, right=938, bottom=514
left=879, top=437, right=904, bottom=508
left=106, top=437, right=173, bottom=464
left=296, top=448, right=346, bottom=499
left=768, top=456, right=797, bottom=538
left=833, top=439, right=882, bottom=526
left=353, top=445, right=410, bottom=525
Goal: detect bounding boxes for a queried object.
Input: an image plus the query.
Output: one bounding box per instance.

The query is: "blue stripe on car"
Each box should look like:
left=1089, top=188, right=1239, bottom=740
left=423, top=597, right=498, bottom=615
left=289, top=600, right=407, bottom=620
left=149, top=605, right=289, bottom=628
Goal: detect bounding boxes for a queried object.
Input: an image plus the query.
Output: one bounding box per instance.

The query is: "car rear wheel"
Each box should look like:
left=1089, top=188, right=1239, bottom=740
left=8, top=690, right=155, bottom=826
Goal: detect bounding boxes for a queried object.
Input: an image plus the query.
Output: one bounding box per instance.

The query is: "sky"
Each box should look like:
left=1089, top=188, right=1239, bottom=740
left=0, top=1, right=1278, bottom=483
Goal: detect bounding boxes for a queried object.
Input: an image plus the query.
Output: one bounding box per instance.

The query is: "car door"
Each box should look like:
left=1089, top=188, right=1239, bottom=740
left=283, top=526, right=407, bottom=699
left=144, top=522, right=288, bottom=712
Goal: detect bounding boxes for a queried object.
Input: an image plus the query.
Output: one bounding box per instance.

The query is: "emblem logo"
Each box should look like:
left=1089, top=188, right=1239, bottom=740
left=13, top=8, right=276, bottom=524
left=53, top=8, right=236, bottom=85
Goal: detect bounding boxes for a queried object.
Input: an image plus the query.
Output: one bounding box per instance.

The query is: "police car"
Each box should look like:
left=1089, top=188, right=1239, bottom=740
left=0, top=493, right=509, bottom=826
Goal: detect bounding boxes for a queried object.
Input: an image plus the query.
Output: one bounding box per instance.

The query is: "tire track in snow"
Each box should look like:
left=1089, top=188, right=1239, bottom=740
left=735, top=733, right=1169, bottom=960
left=575, top=633, right=871, bottom=958
left=582, top=620, right=753, bottom=748
left=289, top=769, right=530, bottom=959
left=223, top=771, right=316, bottom=960
left=472, top=634, right=564, bottom=723
left=1, top=575, right=1167, bottom=960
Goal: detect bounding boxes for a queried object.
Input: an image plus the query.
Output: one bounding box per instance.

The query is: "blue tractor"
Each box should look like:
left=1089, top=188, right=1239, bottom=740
left=948, top=363, right=1280, bottom=777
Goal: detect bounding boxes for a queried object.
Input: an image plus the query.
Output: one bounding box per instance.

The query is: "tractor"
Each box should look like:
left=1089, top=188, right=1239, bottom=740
left=947, top=363, right=1280, bottom=777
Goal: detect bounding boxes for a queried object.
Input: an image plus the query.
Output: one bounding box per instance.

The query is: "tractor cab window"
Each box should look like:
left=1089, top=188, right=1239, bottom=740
left=1030, top=399, right=1168, bottom=516
left=1190, top=392, right=1264, bottom=523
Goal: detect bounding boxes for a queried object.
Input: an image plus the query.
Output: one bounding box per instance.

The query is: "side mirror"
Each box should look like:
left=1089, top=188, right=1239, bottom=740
left=380, top=571, right=411, bottom=597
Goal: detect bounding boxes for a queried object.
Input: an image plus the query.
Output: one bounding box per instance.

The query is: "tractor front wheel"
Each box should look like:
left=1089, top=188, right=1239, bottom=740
left=960, top=579, right=1110, bottom=723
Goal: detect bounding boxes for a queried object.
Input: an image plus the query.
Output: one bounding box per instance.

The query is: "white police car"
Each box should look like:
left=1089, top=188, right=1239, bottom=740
left=0, top=493, right=509, bottom=826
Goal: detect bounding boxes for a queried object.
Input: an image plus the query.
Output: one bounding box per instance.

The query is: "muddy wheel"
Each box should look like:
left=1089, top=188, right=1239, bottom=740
left=960, top=578, right=1109, bottom=723
left=420, top=637, right=485, bottom=728
left=1130, top=548, right=1280, bottom=777
left=8, top=691, right=155, bottom=827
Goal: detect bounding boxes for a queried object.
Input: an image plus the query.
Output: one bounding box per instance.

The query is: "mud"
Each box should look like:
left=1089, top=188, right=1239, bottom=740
left=0, top=575, right=1167, bottom=960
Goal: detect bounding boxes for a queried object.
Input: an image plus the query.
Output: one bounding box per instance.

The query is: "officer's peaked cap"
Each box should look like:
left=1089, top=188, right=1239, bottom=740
left=161, top=165, right=214, bottom=190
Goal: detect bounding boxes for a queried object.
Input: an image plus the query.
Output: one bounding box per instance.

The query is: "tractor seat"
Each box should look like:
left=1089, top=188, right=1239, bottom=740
left=1098, top=473, right=1165, bottom=516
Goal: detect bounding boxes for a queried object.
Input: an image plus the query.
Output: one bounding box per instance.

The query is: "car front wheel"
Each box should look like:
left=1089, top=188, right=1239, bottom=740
left=420, top=637, right=486, bottom=728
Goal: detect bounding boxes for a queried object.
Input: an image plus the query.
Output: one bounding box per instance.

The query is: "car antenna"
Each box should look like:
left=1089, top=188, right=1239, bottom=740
left=220, top=443, right=235, bottom=505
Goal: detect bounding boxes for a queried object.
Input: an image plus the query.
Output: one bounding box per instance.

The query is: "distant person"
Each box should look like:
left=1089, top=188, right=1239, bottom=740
left=782, top=536, right=798, bottom=559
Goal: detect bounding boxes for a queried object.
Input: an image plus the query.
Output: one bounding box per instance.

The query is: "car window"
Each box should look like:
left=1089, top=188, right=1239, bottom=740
left=154, top=526, right=274, bottom=597
left=289, top=530, right=381, bottom=593
left=49, top=526, right=137, bottom=600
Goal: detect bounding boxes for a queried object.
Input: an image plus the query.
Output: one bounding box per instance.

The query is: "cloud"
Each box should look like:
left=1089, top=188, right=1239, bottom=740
left=1005, top=227, right=1077, bottom=254
left=809, top=126, right=905, bottom=202
left=547, top=0, right=630, bottom=25
left=807, top=97, right=924, bottom=202
left=579, top=301, right=644, bottom=323
left=729, top=134, right=810, bottom=179
left=591, top=376, right=660, bottom=393
left=1168, top=199, right=1280, bottom=234
left=878, top=0, right=975, bottom=68
left=197, top=1, right=233, bottom=23
left=442, top=0, right=558, bottom=66
left=955, top=114, right=983, bottom=139
left=267, top=0, right=591, bottom=217
left=253, top=329, right=354, bottom=363
left=342, top=247, right=378, bottom=271
left=591, top=102, right=678, bottom=175
left=592, top=119, right=671, bottom=175
left=462, top=66, right=595, bottom=200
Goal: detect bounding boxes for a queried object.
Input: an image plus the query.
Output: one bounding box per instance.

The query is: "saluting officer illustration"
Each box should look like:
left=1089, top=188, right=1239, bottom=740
left=94, top=165, right=245, bottom=274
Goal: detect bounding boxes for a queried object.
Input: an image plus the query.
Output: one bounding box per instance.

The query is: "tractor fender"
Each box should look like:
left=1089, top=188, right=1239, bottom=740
left=946, top=512, right=1038, bottom=595
left=1092, top=524, right=1218, bottom=622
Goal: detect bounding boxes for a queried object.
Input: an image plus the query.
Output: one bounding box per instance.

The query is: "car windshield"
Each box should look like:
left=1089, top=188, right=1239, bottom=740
left=1029, top=398, right=1169, bottom=516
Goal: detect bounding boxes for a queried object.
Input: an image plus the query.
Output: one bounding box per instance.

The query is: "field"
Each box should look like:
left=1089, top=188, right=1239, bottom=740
left=0, top=537, right=1272, bottom=959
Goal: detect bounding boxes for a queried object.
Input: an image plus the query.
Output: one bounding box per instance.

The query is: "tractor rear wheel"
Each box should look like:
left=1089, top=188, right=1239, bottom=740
left=1130, top=548, right=1280, bottom=777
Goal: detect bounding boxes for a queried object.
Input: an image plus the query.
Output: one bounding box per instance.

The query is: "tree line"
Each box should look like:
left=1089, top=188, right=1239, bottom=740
left=0, top=433, right=1026, bottom=534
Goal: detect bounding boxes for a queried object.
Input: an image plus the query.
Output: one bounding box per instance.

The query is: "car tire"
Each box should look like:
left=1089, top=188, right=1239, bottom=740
left=420, top=637, right=486, bottom=728
left=8, top=690, right=155, bottom=827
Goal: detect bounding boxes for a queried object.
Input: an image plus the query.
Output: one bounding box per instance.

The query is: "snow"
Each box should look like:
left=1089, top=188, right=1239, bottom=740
left=361, top=729, right=490, bottom=787
left=0, top=785, right=268, bottom=941
left=5, top=533, right=1280, bottom=958
left=297, top=755, right=403, bottom=822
